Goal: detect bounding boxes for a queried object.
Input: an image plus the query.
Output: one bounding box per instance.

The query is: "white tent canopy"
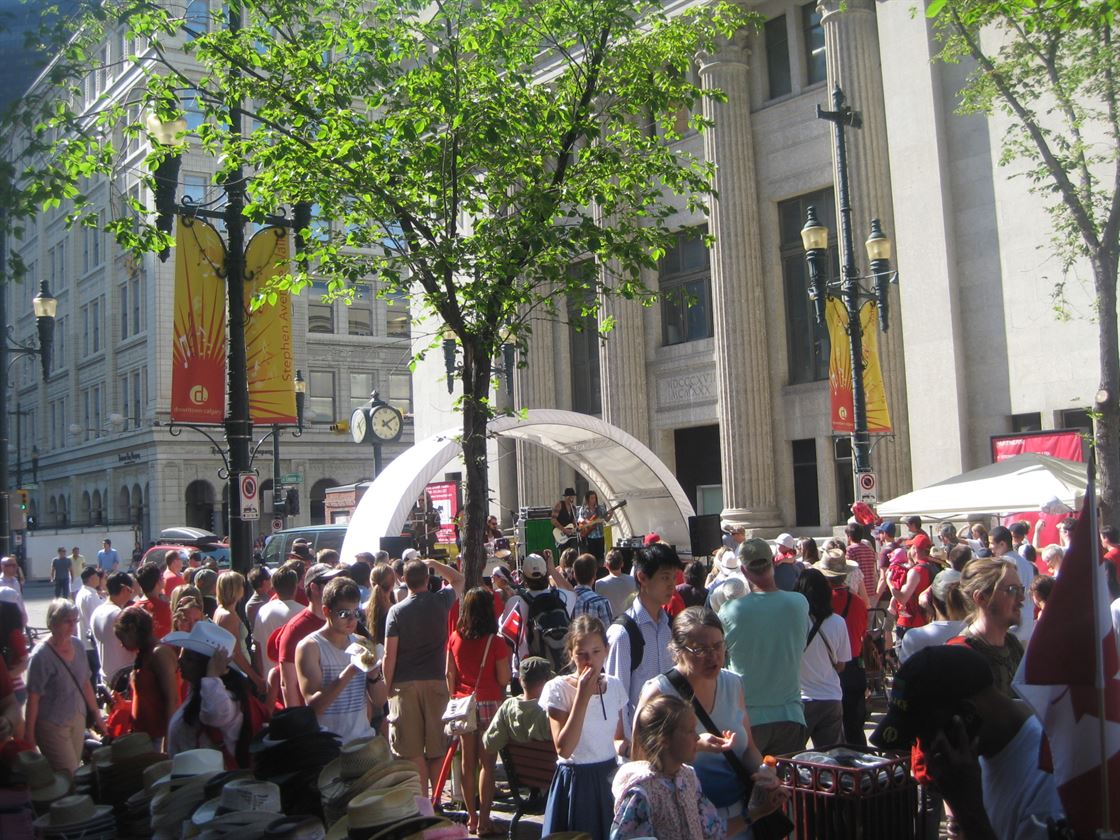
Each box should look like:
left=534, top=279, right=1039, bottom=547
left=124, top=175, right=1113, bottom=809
left=340, top=409, right=696, bottom=562
left=876, top=453, right=1088, bottom=521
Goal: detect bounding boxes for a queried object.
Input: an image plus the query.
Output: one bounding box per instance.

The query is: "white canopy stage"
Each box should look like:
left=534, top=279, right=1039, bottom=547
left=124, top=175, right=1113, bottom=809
left=340, top=409, right=696, bottom=562
left=876, top=453, right=1088, bottom=521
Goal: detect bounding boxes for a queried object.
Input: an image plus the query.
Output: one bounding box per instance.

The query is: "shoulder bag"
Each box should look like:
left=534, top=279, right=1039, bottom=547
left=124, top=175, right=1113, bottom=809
left=664, top=668, right=794, bottom=840
left=45, top=641, right=98, bottom=730
left=442, top=634, right=495, bottom=736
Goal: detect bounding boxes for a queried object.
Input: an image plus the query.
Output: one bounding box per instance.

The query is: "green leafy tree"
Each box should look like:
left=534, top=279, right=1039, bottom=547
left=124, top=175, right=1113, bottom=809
left=928, top=0, right=1120, bottom=525
left=5, top=0, right=752, bottom=584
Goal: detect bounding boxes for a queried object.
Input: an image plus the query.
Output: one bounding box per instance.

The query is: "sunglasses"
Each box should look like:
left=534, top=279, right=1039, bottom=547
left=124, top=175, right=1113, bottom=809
left=332, top=608, right=360, bottom=620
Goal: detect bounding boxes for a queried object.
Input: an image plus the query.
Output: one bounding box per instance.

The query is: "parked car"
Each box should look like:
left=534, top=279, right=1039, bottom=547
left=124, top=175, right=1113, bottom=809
left=142, top=527, right=231, bottom=570
left=262, top=524, right=347, bottom=567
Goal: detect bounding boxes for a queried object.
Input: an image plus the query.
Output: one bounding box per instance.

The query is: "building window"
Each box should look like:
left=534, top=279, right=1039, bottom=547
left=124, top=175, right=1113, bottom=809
left=389, top=372, right=412, bottom=415
left=385, top=289, right=410, bottom=338
left=308, top=300, right=334, bottom=333
left=347, top=301, right=373, bottom=336
left=792, top=438, right=820, bottom=526
left=131, top=369, right=142, bottom=427
left=350, top=372, right=375, bottom=410
left=779, top=189, right=836, bottom=384
left=660, top=227, right=713, bottom=346
left=1011, top=412, right=1042, bottom=433
left=308, top=370, right=335, bottom=422
left=567, top=263, right=601, bottom=416
left=765, top=15, right=791, bottom=99
left=182, top=173, right=208, bottom=206
left=185, top=0, right=209, bottom=39
left=1060, top=408, right=1092, bottom=432
left=802, top=3, right=827, bottom=85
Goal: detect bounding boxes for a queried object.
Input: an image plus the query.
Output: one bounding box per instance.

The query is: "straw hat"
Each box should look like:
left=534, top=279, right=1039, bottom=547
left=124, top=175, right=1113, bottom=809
left=150, top=748, right=226, bottom=792
left=192, top=779, right=283, bottom=826
left=813, top=548, right=852, bottom=581
left=263, top=816, right=328, bottom=840
left=16, top=751, right=72, bottom=803
left=324, top=787, right=444, bottom=840
left=32, top=794, right=113, bottom=831
left=318, top=736, right=393, bottom=802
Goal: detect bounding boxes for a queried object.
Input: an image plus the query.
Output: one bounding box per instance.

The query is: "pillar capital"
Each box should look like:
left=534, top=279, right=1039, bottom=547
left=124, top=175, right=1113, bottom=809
left=696, top=29, right=751, bottom=75
left=817, top=0, right=876, bottom=22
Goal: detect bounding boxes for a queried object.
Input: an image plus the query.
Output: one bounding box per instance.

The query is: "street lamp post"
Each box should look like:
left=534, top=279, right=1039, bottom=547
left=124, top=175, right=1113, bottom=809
left=801, top=86, right=896, bottom=496
left=249, top=370, right=306, bottom=533
left=0, top=205, right=56, bottom=564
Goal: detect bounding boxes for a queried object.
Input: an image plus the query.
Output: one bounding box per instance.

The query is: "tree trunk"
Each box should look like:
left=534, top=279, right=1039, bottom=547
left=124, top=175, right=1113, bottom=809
left=1093, top=247, right=1120, bottom=530
left=459, top=335, right=493, bottom=590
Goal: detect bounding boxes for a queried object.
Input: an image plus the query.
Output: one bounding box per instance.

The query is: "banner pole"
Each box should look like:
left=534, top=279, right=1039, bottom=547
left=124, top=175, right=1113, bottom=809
left=1085, top=453, right=1111, bottom=831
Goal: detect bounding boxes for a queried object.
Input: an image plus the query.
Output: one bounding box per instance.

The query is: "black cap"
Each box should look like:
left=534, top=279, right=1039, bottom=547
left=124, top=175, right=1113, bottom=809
left=870, top=645, right=993, bottom=750
left=562, top=487, right=576, bottom=497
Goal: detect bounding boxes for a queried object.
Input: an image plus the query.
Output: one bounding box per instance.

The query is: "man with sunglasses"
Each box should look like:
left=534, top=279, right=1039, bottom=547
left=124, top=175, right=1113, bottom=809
left=277, top=563, right=346, bottom=707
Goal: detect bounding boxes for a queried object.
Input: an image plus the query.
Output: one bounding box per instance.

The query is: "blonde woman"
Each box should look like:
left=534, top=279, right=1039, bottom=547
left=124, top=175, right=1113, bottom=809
left=214, top=571, right=264, bottom=692
left=955, top=558, right=1025, bottom=697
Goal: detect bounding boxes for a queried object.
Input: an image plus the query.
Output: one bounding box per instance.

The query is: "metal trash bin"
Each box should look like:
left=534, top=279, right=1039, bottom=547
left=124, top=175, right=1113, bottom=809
left=774, top=746, right=917, bottom=840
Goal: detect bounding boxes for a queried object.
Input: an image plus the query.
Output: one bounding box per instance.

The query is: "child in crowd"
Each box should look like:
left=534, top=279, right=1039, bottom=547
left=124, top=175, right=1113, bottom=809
left=611, top=694, right=726, bottom=840
left=482, top=656, right=554, bottom=754
left=540, top=615, right=628, bottom=839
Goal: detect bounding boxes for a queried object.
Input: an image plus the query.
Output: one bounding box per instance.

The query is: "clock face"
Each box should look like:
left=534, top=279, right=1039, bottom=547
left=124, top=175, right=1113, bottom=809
left=350, top=408, right=369, bottom=444
left=371, top=404, right=403, bottom=442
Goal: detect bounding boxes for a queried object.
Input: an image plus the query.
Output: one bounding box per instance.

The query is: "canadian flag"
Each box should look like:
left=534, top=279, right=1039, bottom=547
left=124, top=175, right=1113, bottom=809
left=500, top=605, right=523, bottom=649
left=1013, top=460, right=1120, bottom=837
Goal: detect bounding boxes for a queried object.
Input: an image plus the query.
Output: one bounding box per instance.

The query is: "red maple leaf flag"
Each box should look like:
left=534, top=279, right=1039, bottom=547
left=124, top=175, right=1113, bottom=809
left=1013, top=461, right=1120, bottom=837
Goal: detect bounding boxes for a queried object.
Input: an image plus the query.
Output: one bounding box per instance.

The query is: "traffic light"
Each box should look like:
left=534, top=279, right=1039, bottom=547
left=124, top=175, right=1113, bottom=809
left=17, top=489, right=29, bottom=511
left=286, top=488, right=300, bottom=516
left=8, top=493, right=26, bottom=530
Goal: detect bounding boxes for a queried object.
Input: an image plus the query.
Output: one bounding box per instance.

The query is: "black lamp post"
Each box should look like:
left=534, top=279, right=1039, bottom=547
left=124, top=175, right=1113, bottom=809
left=249, top=370, right=306, bottom=532
left=802, top=86, right=896, bottom=493
left=0, top=206, right=56, bottom=563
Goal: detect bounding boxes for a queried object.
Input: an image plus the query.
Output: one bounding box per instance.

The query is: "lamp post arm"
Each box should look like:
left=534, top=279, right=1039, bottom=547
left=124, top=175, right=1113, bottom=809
left=167, top=422, right=232, bottom=478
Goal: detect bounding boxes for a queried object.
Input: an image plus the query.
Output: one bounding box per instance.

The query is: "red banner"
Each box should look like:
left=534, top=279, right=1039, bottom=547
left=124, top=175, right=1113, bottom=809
left=427, top=481, right=460, bottom=544
left=992, top=430, right=1085, bottom=549
left=171, top=216, right=227, bottom=424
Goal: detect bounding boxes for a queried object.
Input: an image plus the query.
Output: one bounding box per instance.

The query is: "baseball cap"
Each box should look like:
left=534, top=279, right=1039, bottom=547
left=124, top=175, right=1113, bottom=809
left=737, top=538, right=773, bottom=573
left=930, top=568, right=961, bottom=603
left=873, top=520, right=896, bottom=538
left=401, top=548, right=421, bottom=563
left=870, top=645, right=993, bottom=749
left=303, top=563, right=344, bottom=589
left=519, top=656, right=554, bottom=685
left=522, top=553, right=547, bottom=580
left=775, top=533, right=796, bottom=550
left=643, top=532, right=661, bottom=547
left=909, top=533, right=933, bottom=553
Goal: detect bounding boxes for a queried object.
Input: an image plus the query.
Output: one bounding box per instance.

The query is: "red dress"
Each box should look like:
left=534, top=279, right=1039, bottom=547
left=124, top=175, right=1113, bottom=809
left=130, top=653, right=170, bottom=740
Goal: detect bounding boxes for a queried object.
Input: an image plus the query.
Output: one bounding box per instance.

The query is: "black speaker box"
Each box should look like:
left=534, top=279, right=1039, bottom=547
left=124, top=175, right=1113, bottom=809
left=688, top=513, right=723, bottom=558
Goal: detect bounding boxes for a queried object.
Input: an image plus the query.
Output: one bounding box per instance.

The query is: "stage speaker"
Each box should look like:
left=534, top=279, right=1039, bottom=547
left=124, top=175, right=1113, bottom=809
left=688, top=514, right=723, bottom=558
left=379, top=535, right=414, bottom=558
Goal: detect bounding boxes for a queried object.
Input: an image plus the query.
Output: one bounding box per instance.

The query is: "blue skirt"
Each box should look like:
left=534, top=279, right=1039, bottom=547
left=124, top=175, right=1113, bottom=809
left=542, top=758, right=616, bottom=840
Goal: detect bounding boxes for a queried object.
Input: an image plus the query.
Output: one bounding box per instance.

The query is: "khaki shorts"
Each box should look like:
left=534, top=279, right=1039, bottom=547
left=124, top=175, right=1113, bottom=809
left=388, top=679, right=449, bottom=760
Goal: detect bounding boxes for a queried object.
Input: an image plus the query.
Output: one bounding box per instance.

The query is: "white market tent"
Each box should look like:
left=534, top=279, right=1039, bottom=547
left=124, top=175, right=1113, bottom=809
left=340, top=409, right=696, bottom=562
left=876, top=453, right=1088, bottom=521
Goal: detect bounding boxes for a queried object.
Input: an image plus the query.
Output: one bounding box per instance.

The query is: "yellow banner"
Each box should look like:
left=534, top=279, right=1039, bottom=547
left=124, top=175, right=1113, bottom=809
left=825, top=298, right=892, bottom=434
left=244, top=227, right=296, bottom=424
left=171, top=216, right=227, bottom=424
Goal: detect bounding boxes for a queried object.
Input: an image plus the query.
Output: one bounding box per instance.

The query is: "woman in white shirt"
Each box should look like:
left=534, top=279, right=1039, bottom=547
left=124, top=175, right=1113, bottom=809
left=794, top=569, right=849, bottom=750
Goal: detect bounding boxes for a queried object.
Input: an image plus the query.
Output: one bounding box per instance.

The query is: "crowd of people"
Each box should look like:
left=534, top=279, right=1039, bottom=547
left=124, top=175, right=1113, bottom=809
left=0, top=509, right=1113, bottom=840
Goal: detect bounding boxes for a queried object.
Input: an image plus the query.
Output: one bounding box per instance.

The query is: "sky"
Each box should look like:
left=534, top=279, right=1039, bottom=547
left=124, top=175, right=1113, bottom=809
left=0, top=0, right=78, bottom=112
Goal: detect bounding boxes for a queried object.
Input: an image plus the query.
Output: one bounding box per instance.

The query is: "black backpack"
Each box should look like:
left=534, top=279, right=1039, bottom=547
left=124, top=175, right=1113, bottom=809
left=612, top=613, right=645, bottom=672
left=526, top=588, right=572, bottom=672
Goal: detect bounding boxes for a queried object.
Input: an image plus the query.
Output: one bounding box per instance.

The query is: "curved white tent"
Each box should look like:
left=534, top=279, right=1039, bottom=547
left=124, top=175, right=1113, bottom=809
left=876, top=453, right=1088, bottom=521
left=340, top=409, right=695, bottom=561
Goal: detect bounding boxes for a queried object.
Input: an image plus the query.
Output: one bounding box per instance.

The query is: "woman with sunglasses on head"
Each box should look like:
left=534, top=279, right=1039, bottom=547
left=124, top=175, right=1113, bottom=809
left=953, top=557, right=1026, bottom=697
left=636, top=607, right=785, bottom=839
left=296, top=577, right=383, bottom=744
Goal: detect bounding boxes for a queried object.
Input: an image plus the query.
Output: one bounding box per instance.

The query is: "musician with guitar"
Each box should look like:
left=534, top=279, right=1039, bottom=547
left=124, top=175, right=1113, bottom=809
left=551, top=488, right=580, bottom=554
left=577, top=491, right=622, bottom=562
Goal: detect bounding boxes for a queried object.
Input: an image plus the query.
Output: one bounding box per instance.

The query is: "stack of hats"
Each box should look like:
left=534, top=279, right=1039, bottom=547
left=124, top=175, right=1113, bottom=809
left=14, top=751, right=71, bottom=816
left=251, top=707, right=341, bottom=819
left=324, top=787, right=462, bottom=840
left=317, top=736, right=422, bottom=824
left=93, top=733, right=167, bottom=811
left=149, top=748, right=226, bottom=838
left=118, top=758, right=172, bottom=838
left=32, top=794, right=115, bottom=839
left=190, top=778, right=285, bottom=839
left=260, top=816, right=328, bottom=840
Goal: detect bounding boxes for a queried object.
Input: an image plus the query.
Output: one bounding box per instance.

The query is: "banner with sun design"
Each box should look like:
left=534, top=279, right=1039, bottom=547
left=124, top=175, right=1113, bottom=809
left=825, top=298, right=892, bottom=434
left=171, top=216, right=227, bottom=424
left=244, top=227, right=296, bottom=424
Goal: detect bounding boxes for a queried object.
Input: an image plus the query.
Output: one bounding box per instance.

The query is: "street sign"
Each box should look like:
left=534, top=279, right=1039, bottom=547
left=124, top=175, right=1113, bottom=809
left=271, top=517, right=284, bottom=533
left=857, top=471, right=877, bottom=504
left=282, top=473, right=302, bottom=485
left=239, top=474, right=260, bottom=521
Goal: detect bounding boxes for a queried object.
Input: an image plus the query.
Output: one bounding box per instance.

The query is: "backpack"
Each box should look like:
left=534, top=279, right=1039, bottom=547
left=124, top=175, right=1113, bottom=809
left=525, top=588, right=572, bottom=673
left=612, top=613, right=645, bottom=672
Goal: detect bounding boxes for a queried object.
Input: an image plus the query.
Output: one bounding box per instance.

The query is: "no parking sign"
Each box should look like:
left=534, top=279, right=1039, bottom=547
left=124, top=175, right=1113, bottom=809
left=239, top=474, right=260, bottom=521
left=857, top=471, right=877, bottom=504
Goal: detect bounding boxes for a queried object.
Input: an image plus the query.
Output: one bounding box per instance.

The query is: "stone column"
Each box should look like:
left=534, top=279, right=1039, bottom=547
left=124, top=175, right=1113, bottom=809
left=515, top=315, right=561, bottom=509
left=697, top=33, right=781, bottom=529
left=819, top=0, right=912, bottom=501
left=598, top=265, right=650, bottom=446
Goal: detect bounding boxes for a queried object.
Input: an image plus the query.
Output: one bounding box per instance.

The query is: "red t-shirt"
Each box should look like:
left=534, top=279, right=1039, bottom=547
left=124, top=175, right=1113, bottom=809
left=895, top=564, right=931, bottom=629
left=1105, top=546, right=1120, bottom=573
left=162, top=570, right=185, bottom=597
left=448, top=632, right=508, bottom=702
left=830, top=587, right=868, bottom=661
left=138, top=596, right=172, bottom=640
left=277, top=608, right=325, bottom=664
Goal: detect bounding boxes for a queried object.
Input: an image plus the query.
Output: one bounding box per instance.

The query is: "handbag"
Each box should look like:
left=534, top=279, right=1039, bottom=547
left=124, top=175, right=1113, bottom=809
left=664, top=668, right=794, bottom=840
left=442, top=634, right=495, bottom=737
left=45, top=641, right=99, bottom=731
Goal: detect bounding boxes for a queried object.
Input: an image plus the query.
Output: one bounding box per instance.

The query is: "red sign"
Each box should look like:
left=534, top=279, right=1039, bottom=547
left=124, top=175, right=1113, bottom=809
left=427, top=481, right=459, bottom=544
left=992, top=430, right=1085, bottom=549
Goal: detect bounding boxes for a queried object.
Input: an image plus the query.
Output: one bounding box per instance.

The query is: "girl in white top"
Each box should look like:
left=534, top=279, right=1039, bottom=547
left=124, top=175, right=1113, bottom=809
left=539, top=614, right=627, bottom=840
left=795, top=569, right=849, bottom=749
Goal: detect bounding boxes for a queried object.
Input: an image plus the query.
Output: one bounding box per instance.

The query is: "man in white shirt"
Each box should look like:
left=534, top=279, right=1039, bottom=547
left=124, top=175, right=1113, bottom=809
left=253, top=565, right=302, bottom=675
left=89, top=571, right=136, bottom=686
left=75, top=566, right=106, bottom=682
left=0, top=556, right=25, bottom=622
left=990, top=525, right=1035, bottom=643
